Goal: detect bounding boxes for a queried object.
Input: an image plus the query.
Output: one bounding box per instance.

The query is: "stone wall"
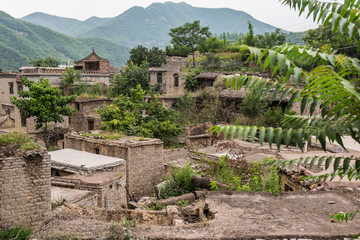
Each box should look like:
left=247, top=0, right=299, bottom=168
left=64, top=134, right=165, bottom=198
left=73, top=192, right=98, bottom=207
left=162, top=148, right=188, bottom=164
left=69, top=98, right=113, bottom=132
left=184, top=122, right=213, bottom=149
left=0, top=155, right=51, bottom=230
left=185, top=122, right=212, bottom=136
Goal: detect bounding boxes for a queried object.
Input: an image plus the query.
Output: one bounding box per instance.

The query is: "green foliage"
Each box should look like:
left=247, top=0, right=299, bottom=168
left=256, top=28, right=286, bottom=49
left=263, top=107, right=285, bottom=128
left=200, top=52, right=221, bottom=69
left=0, top=227, right=33, bottom=240
left=128, top=45, right=167, bottom=67
left=285, top=31, right=306, bottom=45
left=241, top=85, right=268, bottom=119
left=144, top=201, right=166, bottom=211
left=73, top=82, right=88, bottom=96
left=199, top=37, right=225, bottom=53
left=60, top=68, right=82, bottom=88
left=29, top=56, right=61, bottom=67
left=169, top=20, right=211, bottom=67
left=243, top=21, right=256, bottom=47
left=110, top=62, right=150, bottom=97
left=159, top=162, right=196, bottom=199
left=174, top=200, right=190, bottom=207
left=165, top=44, right=192, bottom=57
left=184, top=68, right=202, bottom=92
left=0, top=131, right=41, bottom=151
left=11, top=77, right=77, bottom=141
left=88, top=83, right=103, bottom=97
left=98, top=85, right=183, bottom=145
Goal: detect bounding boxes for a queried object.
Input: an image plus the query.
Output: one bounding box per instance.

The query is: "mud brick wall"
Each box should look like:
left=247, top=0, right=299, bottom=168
left=127, top=143, right=165, bottom=197
left=185, top=122, right=212, bottom=136
left=73, top=192, right=98, bottom=207
left=0, top=155, right=51, bottom=230
left=185, top=135, right=212, bottom=149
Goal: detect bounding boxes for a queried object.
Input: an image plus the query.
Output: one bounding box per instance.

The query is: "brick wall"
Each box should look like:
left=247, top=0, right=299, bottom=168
left=0, top=155, right=51, bottom=230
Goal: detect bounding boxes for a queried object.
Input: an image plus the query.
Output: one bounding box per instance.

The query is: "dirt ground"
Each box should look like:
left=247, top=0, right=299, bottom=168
left=134, top=191, right=360, bottom=239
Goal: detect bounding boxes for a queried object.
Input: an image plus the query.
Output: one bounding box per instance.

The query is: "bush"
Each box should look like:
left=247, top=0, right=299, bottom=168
left=241, top=85, right=268, bottom=119
left=263, top=107, right=284, bottom=127
left=0, top=227, right=33, bottom=240
left=0, top=131, right=40, bottom=151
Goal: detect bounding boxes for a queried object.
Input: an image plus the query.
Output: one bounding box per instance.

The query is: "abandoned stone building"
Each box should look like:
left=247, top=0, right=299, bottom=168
left=61, top=132, right=188, bottom=198
left=149, top=56, right=188, bottom=95
left=0, top=71, right=22, bottom=129
left=68, top=98, right=114, bottom=132
left=18, top=50, right=113, bottom=86
left=49, top=148, right=127, bottom=208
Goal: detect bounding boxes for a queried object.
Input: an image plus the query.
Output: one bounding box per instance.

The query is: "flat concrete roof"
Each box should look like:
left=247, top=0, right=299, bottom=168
left=51, top=186, right=94, bottom=204
left=49, top=148, right=125, bottom=169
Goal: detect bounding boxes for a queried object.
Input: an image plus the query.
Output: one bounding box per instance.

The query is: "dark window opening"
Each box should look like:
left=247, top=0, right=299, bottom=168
left=157, top=73, right=162, bottom=85
left=5, top=108, right=10, bottom=115
left=95, top=148, right=100, bottom=154
left=75, top=103, right=80, bottom=111
left=9, top=83, right=13, bottom=94
left=74, top=65, right=83, bottom=70
left=174, top=74, right=179, bottom=87
left=55, top=172, right=61, bottom=177
left=85, top=61, right=100, bottom=71
left=69, top=117, right=71, bottom=124
left=284, top=184, right=293, bottom=192
left=62, top=142, right=64, bottom=149
left=18, top=85, right=23, bottom=93
left=110, top=185, right=113, bottom=189
left=88, top=120, right=94, bottom=130
left=21, top=113, right=26, bottom=127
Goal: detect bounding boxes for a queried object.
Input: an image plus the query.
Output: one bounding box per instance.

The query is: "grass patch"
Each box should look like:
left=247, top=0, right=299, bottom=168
left=0, top=227, right=33, bottom=240
left=0, top=131, right=40, bottom=151
left=81, top=131, right=124, bottom=140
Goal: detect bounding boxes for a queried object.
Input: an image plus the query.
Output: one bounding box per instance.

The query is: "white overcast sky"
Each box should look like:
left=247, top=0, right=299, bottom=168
left=1, top=0, right=323, bottom=32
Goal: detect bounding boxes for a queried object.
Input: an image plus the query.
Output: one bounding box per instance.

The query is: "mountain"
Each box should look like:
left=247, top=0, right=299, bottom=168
left=0, top=11, right=129, bottom=71
left=21, top=12, right=111, bottom=37
left=22, top=2, right=282, bottom=48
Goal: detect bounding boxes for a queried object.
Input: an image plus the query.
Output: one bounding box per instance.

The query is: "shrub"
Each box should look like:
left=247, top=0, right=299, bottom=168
left=0, top=131, right=40, bottom=151
left=241, top=85, right=268, bottom=119
left=0, top=227, right=33, bottom=240
left=172, top=162, right=196, bottom=192
left=263, top=107, right=284, bottom=127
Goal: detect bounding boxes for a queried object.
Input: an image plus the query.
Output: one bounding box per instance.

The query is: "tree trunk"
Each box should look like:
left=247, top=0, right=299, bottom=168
left=154, top=185, right=162, bottom=200
left=191, top=175, right=230, bottom=191
left=44, top=122, right=48, bottom=148
left=192, top=50, right=195, bottom=68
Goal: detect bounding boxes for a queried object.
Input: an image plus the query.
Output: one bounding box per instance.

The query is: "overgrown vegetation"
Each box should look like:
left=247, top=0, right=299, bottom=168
left=0, top=131, right=40, bottom=151
left=97, top=85, right=183, bottom=146
left=128, top=45, right=167, bottom=67
left=0, top=227, right=33, bottom=240
left=29, top=56, right=60, bottom=67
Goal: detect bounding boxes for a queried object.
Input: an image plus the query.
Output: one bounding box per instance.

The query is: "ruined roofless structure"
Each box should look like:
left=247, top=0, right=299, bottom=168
left=73, top=48, right=110, bottom=74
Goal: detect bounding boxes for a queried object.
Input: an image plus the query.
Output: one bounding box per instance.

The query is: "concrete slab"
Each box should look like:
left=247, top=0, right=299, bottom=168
left=49, top=148, right=126, bottom=169
left=51, top=186, right=93, bottom=203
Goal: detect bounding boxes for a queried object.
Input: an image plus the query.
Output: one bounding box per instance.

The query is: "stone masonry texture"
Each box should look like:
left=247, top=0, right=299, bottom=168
left=0, top=155, right=51, bottom=230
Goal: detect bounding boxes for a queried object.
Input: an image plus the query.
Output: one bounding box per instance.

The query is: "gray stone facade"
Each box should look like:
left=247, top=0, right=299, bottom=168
left=0, top=155, right=51, bottom=230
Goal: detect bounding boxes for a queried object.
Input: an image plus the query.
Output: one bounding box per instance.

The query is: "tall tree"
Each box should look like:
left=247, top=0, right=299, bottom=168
left=128, top=45, right=167, bottom=67
left=11, top=77, right=77, bottom=146
left=243, top=21, right=256, bottom=46
left=169, top=20, right=211, bottom=67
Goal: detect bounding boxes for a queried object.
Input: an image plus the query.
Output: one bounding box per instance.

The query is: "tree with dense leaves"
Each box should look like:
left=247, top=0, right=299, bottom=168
left=11, top=77, right=77, bottom=146
left=257, top=28, right=286, bottom=49
left=97, top=85, right=183, bottom=145
left=29, top=56, right=61, bottom=67
left=110, top=61, right=150, bottom=97
left=60, top=68, right=82, bottom=89
left=128, top=45, right=167, bottom=67
left=169, top=20, right=211, bottom=67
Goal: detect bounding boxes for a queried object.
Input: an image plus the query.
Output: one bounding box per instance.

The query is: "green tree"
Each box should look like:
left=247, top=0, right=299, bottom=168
left=128, top=45, right=167, bottom=67
left=60, top=68, right=82, bottom=88
left=97, top=85, right=183, bottom=145
left=11, top=77, right=77, bottom=145
left=110, top=61, right=150, bottom=97
left=256, top=28, right=286, bottom=49
left=165, top=44, right=192, bottom=57
left=29, top=56, right=61, bottom=67
left=215, top=0, right=360, bottom=235
left=169, top=20, right=211, bottom=67
left=243, top=21, right=257, bottom=47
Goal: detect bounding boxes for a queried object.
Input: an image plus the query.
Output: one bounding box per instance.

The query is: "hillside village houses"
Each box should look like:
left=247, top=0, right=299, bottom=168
left=3, top=49, right=360, bottom=238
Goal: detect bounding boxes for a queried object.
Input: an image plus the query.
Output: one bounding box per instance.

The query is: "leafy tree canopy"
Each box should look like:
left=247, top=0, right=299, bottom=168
left=127, top=45, right=167, bottom=67
left=97, top=85, right=183, bottom=145
left=165, top=44, right=192, bottom=57
left=29, top=56, right=61, bottom=67
left=110, top=61, right=150, bottom=97
left=169, top=20, right=211, bottom=67
left=11, top=77, right=77, bottom=143
left=60, top=68, right=82, bottom=88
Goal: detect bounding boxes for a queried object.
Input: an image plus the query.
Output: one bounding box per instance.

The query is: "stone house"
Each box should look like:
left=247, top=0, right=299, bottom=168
left=68, top=98, right=114, bottom=132
left=49, top=148, right=127, bottom=208
left=0, top=71, right=23, bottom=129
left=62, top=132, right=188, bottom=198
left=149, top=56, right=188, bottom=96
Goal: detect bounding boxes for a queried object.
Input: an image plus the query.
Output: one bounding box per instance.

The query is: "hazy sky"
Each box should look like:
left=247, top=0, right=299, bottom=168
left=1, top=0, right=320, bottom=32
